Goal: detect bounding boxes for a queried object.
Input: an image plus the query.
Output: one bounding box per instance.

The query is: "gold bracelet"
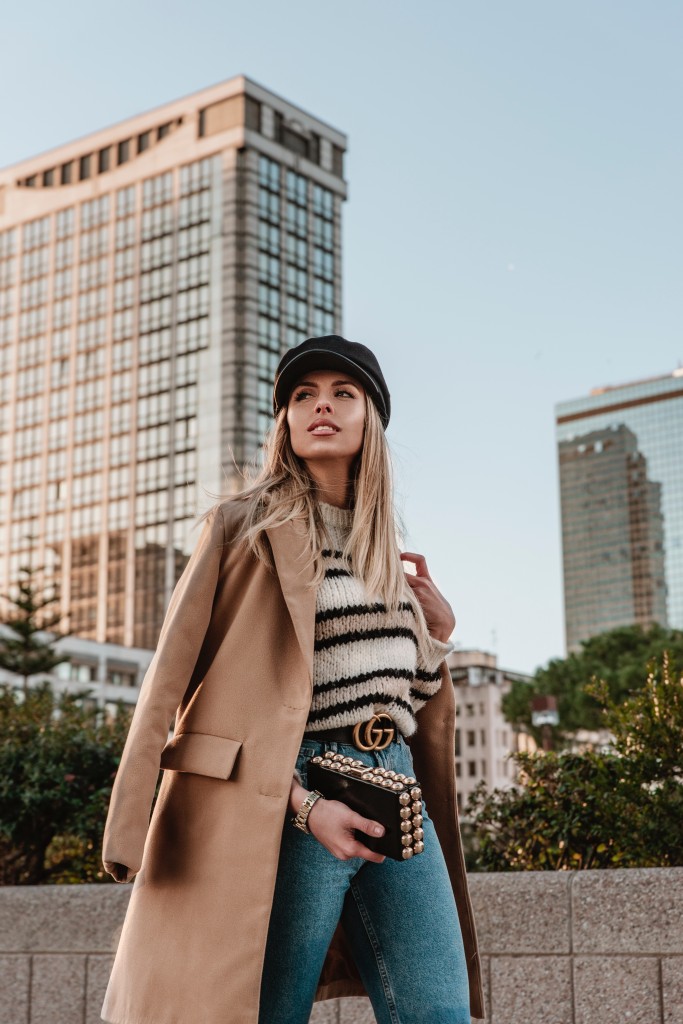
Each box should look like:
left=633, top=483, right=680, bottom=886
left=292, top=790, right=325, bottom=834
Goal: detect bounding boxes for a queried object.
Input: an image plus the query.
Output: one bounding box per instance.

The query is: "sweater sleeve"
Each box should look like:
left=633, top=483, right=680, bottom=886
left=410, top=634, right=454, bottom=713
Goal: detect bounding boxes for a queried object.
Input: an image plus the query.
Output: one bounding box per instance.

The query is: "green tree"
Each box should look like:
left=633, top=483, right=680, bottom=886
left=469, top=652, right=683, bottom=871
left=502, top=623, right=683, bottom=744
left=0, top=558, right=71, bottom=694
left=0, top=683, right=132, bottom=884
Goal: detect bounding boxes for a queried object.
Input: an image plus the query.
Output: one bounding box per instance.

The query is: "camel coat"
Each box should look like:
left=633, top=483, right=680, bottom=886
left=101, top=500, right=485, bottom=1024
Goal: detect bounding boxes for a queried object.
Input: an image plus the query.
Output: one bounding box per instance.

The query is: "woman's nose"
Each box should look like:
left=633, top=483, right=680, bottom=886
left=315, top=396, right=333, bottom=413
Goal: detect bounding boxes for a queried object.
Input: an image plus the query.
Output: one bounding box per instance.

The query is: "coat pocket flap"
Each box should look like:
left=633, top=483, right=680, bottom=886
left=160, top=732, right=242, bottom=780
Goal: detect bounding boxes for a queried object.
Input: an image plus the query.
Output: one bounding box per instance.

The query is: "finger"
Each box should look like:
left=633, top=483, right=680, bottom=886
left=352, top=816, right=386, bottom=840
left=351, top=841, right=386, bottom=864
left=400, top=552, right=431, bottom=579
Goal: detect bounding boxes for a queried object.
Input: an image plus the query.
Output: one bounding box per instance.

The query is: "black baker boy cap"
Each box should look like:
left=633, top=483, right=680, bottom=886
left=272, top=335, right=391, bottom=429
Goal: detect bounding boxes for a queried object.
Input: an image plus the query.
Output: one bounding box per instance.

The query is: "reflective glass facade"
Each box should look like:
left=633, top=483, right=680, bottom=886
left=0, top=78, right=346, bottom=650
left=556, top=372, right=683, bottom=650
left=255, top=156, right=336, bottom=440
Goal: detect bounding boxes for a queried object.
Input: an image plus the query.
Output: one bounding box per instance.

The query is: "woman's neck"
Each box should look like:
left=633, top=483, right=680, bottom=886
left=306, top=464, right=353, bottom=508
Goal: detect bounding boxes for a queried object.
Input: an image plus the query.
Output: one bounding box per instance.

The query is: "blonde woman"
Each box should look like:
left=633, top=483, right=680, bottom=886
left=101, top=336, right=484, bottom=1024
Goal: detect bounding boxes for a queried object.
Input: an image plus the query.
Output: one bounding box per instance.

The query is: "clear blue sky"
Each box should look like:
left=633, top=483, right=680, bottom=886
left=2, top=0, right=682, bottom=674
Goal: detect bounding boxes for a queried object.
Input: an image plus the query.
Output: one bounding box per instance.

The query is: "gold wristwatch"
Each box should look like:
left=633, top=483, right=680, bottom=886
left=292, top=789, right=325, bottom=834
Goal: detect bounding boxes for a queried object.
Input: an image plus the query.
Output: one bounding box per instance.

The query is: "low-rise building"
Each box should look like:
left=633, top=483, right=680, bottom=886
left=0, top=623, right=152, bottom=713
left=448, top=648, right=532, bottom=815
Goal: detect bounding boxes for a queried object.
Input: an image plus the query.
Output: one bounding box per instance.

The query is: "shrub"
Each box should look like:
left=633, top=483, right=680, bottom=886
left=0, top=682, right=131, bottom=884
left=469, top=653, right=683, bottom=870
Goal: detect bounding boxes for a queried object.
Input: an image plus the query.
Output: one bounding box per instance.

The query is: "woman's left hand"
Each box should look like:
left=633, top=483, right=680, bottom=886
left=400, top=552, right=455, bottom=643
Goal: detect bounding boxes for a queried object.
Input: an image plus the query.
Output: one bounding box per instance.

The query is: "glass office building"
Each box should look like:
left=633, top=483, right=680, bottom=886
left=0, top=76, right=347, bottom=649
left=556, top=370, right=683, bottom=651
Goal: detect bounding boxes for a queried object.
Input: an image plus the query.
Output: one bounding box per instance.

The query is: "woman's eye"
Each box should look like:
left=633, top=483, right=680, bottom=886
left=293, top=387, right=355, bottom=401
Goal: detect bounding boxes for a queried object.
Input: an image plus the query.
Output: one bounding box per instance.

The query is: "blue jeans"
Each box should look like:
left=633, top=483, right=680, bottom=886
left=258, top=734, right=470, bottom=1024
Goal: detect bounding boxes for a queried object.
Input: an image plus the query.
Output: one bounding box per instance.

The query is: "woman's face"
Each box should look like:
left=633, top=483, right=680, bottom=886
left=286, top=369, right=366, bottom=472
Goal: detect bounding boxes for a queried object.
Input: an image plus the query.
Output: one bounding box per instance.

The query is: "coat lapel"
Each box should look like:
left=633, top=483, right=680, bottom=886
left=265, top=518, right=317, bottom=684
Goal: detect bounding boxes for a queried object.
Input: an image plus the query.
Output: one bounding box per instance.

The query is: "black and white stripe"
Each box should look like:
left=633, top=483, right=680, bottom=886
left=305, top=502, right=452, bottom=738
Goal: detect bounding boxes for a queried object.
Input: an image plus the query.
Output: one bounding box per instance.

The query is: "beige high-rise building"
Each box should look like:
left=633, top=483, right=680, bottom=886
left=0, top=76, right=347, bottom=649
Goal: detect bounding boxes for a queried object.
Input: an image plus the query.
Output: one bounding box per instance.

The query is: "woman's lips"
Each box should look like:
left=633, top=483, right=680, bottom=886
left=309, top=425, right=339, bottom=435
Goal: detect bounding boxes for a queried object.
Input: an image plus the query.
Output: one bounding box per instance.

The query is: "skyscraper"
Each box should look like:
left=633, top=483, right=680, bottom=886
left=0, top=76, right=347, bottom=649
left=556, top=370, right=683, bottom=651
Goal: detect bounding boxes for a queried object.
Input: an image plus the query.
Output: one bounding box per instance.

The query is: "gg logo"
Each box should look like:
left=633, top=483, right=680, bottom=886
left=352, top=713, right=395, bottom=751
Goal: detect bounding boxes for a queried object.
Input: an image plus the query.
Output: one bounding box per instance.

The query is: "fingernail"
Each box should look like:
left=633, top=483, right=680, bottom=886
left=374, top=825, right=384, bottom=836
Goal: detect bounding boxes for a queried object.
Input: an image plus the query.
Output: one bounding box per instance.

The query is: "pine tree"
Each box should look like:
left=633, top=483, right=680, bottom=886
left=0, top=559, right=72, bottom=694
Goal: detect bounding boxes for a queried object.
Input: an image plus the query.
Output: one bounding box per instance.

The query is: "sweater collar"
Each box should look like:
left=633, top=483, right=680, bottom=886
left=318, top=501, right=354, bottom=533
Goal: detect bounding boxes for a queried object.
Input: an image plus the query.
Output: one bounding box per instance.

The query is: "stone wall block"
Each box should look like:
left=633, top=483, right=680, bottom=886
left=469, top=873, right=572, bottom=954
left=662, top=957, right=683, bottom=1024
left=573, top=955, right=660, bottom=1024
left=337, top=997, right=376, bottom=1023
left=489, top=956, right=573, bottom=1024
left=85, top=955, right=115, bottom=1024
left=310, top=998, right=340, bottom=1022
left=0, top=954, right=30, bottom=1024
left=30, top=954, right=86, bottom=1024
left=0, top=884, right=131, bottom=954
left=573, top=867, right=683, bottom=954
left=480, top=954, right=491, bottom=1023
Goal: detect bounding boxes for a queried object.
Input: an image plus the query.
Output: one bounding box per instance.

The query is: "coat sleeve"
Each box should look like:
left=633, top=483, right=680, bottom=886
left=102, top=505, right=226, bottom=881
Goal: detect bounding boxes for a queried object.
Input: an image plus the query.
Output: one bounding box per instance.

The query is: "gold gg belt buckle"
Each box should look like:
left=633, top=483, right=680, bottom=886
left=352, top=712, right=396, bottom=751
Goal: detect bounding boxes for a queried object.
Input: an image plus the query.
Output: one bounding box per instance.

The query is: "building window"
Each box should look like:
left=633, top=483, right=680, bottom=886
left=259, top=155, right=280, bottom=192
left=107, top=668, right=137, bottom=687
left=55, top=661, right=97, bottom=684
left=138, top=131, right=151, bottom=153
left=43, top=168, right=55, bottom=187
left=98, top=147, right=111, bottom=173
left=313, top=247, right=333, bottom=281
left=118, top=139, right=131, bottom=165
left=455, top=761, right=461, bottom=777
left=309, top=133, right=321, bottom=165
left=286, top=170, right=307, bottom=207
left=468, top=761, right=477, bottom=777
left=332, top=144, right=344, bottom=178
left=313, top=184, right=334, bottom=220
left=245, top=96, right=261, bottom=132
left=79, top=155, right=91, bottom=181
left=61, top=162, right=73, bottom=184
left=157, top=122, right=171, bottom=140
left=466, top=730, right=476, bottom=747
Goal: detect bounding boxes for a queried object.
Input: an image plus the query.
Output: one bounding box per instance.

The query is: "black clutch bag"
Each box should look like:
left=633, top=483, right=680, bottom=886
left=306, top=751, right=425, bottom=861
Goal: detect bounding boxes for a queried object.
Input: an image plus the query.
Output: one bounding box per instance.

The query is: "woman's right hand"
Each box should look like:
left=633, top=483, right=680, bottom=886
left=306, top=796, right=386, bottom=864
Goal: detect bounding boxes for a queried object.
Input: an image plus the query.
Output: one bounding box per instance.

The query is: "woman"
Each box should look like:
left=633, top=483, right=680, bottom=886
left=101, top=336, right=484, bottom=1024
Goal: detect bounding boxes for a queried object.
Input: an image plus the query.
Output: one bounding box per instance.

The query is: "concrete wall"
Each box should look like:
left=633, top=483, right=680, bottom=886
left=1, top=868, right=682, bottom=1023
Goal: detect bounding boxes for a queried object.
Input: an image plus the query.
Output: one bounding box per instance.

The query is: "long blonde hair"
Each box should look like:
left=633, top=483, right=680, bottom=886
left=201, top=393, right=431, bottom=632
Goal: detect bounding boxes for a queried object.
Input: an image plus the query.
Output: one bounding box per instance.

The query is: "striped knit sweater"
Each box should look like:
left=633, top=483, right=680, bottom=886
left=304, top=502, right=453, bottom=739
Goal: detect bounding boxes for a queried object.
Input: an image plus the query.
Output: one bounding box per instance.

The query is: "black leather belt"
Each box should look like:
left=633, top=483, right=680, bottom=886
left=304, top=712, right=400, bottom=752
